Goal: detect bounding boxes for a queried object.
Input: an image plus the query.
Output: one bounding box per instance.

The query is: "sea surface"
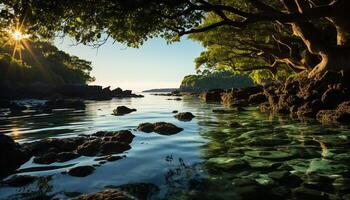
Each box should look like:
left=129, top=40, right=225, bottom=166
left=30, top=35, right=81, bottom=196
left=0, top=94, right=349, bottom=199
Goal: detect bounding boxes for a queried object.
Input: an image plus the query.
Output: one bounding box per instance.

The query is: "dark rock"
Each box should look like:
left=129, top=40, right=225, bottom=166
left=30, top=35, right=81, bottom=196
left=137, top=122, right=183, bottom=135
left=172, top=110, right=178, bottom=113
left=174, top=112, right=195, bottom=121
left=268, top=170, right=290, bottom=181
left=229, top=122, right=241, bottom=128
left=112, top=106, right=136, bottom=116
left=153, top=122, right=183, bottom=135
left=137, top=123, right=155, bottom=133
left=259, top=102, right=271, bottom=112
left=213, top=107, right=245, bottom=113
left=76, top=139, right=102, bottom=156
left=68, top=166, right=95, bottom=177
left=112, top=87, right=123, bottom=95
left=24, top=137, right=86, bottom=156
left=75, top=189, right=132, bottom=200
left=95, top=130, right=135, bottom=144
left=3, top=175, right=36, bottom=187
left=321, top=85, right=348, bottom=108
left=33, top=152, right=80, bottom=164
left=316, top=110, right=350, bottom=123
left=115, top=183, right=159, bottom=200
left=167, top=98, right=182, bottom=101
left=248, top=93, right=267, bottom=104
left=0, top=134, right=31, bottom=177
left=44, top=99, right=86, bottom=110
left=270, top=186, right=292, bottom=199
left=106, top=155, right=123, bottom=162
left=293, top=187, right=329, bottom=200
left=201, top=89, right=224, bottom=102
left=100, top=141, right=131, bottom=155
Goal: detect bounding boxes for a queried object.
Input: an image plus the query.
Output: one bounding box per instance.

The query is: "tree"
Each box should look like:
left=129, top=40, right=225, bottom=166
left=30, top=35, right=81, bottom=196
left=1, top=0, right=349, bottom=78
left=0, top=30, right=95, bottom=86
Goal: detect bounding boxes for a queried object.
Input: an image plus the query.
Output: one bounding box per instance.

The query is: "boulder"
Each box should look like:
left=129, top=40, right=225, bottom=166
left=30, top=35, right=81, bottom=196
left=137, top=123, right=155, bottom=133
left=202, top=89, right=224, bottom=102
left=68, top=166, right=95, bottom=177
left=137, top=122, right=183, bottom=135
left=174, top=112, right=195, bottom=121
left=0, top=134, right=31, bottom=177
left=112, top=106, right=136, bottom=116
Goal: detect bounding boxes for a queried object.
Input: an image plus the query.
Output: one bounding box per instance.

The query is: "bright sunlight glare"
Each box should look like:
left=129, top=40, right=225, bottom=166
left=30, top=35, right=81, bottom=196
left=11, top=30, right=30, bottom=41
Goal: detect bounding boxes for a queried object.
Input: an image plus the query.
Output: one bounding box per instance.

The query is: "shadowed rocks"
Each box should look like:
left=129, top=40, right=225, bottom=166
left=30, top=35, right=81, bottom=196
left=137, top=122, right=183, bottom=135
left=0, top=134, right=31, bottom=177
left=22, top=130, right=135, bottom=165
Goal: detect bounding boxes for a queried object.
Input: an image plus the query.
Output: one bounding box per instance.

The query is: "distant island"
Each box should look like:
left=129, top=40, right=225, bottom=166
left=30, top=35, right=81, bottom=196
left=179, top=71, right=254, bottom=92
left=142, top=88, right=179, bottom=93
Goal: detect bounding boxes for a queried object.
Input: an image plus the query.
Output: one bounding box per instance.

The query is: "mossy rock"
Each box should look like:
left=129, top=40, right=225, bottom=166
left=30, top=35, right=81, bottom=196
left=206, top=157, right=247, bottom=170
left=244, top=150, right=293, bottom=160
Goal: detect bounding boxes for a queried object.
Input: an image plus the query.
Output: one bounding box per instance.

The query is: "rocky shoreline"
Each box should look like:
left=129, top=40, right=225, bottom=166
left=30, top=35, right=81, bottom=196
left=197, top=71, right=350, bottom=124
left=0, top=85, right=144, bottom=100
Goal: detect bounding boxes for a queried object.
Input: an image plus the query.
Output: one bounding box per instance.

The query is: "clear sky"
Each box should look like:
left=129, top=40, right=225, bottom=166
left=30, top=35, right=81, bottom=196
left=54, top=37, right=204, bottom=92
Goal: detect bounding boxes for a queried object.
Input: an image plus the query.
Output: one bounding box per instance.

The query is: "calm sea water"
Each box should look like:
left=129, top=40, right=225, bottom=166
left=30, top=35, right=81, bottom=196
left=0, top=94, right=349, bottom=199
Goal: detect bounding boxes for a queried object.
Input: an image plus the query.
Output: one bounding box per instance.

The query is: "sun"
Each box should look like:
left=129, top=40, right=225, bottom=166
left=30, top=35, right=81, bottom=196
left=11, top=30, right=30, bottom=41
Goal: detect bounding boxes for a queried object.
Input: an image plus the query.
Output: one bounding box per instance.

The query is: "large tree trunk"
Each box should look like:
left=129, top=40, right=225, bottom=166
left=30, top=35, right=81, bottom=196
left=283, top=0, right=350, bottom=78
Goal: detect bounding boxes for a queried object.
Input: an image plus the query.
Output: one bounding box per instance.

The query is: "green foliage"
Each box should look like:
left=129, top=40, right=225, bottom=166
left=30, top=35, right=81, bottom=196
left=189, top=12, right=296, bottom=84
left=180, top=70, right=253, bottom=92
left=0, top=32, right=94, bottom=87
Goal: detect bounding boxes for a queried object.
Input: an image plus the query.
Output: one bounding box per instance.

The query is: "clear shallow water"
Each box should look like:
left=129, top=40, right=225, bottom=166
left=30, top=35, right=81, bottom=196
left=0, top=94, right=350, bottom=199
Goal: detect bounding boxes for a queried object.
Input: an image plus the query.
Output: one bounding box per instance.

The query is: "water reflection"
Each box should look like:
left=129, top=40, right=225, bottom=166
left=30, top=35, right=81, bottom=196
left=0, top=95, right=349, bottom=199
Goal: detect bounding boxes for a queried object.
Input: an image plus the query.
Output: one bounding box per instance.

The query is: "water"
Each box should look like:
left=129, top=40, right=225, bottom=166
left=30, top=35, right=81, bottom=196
left=0, top=94, right=349, bottom=199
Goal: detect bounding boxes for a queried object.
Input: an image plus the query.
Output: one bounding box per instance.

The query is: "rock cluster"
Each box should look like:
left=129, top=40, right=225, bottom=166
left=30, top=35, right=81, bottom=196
left=137, top=122, right=183, bottom=135
left=23, top=130, right=135, bottom=164
left=261, top=71, right=350, bottom=123
left=201, top=71, right=350, bottom=124
left=75, top=189, right=132, bottom=200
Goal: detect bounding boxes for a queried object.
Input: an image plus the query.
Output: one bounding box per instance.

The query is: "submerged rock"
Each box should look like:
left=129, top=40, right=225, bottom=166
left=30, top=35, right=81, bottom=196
left=75, top=190, right=132, bottom=200
left=206, top=157, right=247, bottom=170
left=137, top=122, right=183, bottom=135
left=229, top=122, right=241, bottom=128
left=174, top=112, right=195, bottom=121
left=68, top=166, right=95, bottom=177
left=113, top=106, right=137, bottom=116
left=114, top=183, right=159, bottom=200
left=293, top=187, right=329, bottom=200
left=3, top=175, right=36, bottom=187
left=244, top=150, right=293, bottom=160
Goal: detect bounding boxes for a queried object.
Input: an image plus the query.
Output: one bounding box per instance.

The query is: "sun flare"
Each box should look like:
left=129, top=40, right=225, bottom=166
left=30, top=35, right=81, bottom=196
left=11, top=30, right=30, bottom=41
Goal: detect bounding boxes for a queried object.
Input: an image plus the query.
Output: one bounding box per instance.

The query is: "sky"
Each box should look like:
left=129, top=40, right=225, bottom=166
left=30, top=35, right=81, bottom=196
left=54, top=37, right=204, bottom=92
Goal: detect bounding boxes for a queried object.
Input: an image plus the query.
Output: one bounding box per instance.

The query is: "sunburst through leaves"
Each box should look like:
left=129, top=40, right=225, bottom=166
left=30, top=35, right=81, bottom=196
left=4, top=19, right=31, bottom=62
